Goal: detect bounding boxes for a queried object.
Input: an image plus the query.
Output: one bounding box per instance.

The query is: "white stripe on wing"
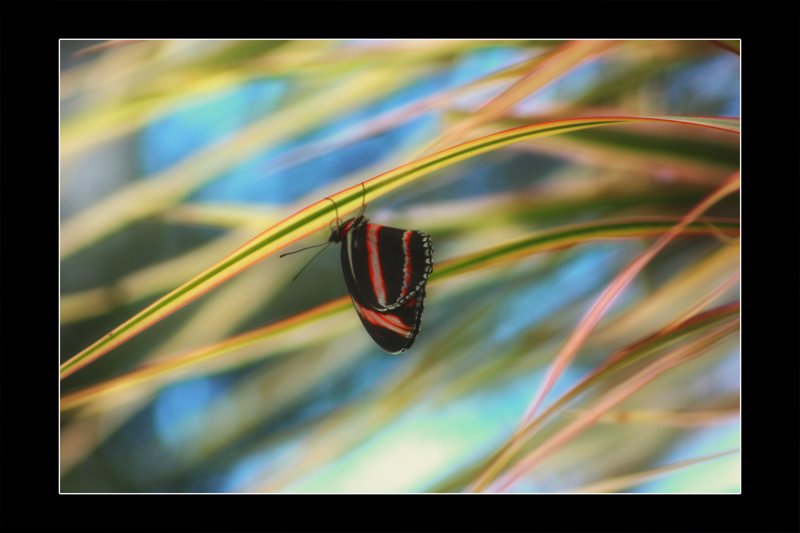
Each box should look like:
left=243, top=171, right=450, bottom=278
left=366, top=224, right=388, bottom=306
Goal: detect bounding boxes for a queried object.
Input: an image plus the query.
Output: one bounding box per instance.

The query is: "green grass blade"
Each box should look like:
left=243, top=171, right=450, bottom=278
left=61, top=216, right=738, bottom=408
left=60, top=115, right=739, bottom=379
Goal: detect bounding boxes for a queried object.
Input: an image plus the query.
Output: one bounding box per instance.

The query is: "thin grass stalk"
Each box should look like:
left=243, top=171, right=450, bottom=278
left=468, top=172, right=739, bottom=490
left=591, top=243, right=738, bottom=344
left=565, top=448, right=739, bottom=493
left=60, top=67, right=418, bottom=258
left=61, top=217, right=738, bottom=410
left=423, top=40, right=620, bottom=154
left=425, top=302, right=738, bottom=493
left=517, top=171, right=739, bottom=427
left=567, top=407, right=738, bottom=428
left=466, top=301, right=738, bottom=492
left=659, top=268, right=739, bottom=333
left=486, top=318, right=739, bottom=492
left=246, top=305, right=498, bottom=491
left=60, top=116, right=739, bottom=380
left=251, top=48, right=555, bottom=181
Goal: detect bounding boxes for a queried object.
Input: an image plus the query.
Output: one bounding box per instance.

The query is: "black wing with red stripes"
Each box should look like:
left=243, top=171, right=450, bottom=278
left=334, top=216, right=433, bottom=353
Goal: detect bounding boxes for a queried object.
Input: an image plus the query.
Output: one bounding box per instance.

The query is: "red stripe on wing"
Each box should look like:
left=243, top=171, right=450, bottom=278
left=352, top=300, right=412, bottom=338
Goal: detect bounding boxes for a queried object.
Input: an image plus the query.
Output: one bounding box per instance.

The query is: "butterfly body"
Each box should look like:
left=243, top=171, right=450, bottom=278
left=330, top=215, right=433, bottom=353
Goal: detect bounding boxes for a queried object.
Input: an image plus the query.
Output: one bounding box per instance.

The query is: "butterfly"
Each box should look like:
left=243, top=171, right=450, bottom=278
left=282, top=191, right=433, bottom=353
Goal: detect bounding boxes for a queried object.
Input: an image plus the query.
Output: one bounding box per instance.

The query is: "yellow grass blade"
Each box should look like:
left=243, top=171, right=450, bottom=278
left=60, top=67, right=418, bottom=258
left=516, top=172, right=739, bottom=428
left=61, top=216, right=738, bottom=410
left=61, top=116, right=739, bottom=380
left=486, top=318, right=738, bottom=492
left=426, top=40, right=620, bottom=153
left=566, top=448, right=740, bottom=493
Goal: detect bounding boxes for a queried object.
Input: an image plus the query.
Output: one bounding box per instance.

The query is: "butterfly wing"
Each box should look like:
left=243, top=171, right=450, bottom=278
left=348, top=288, right=427, bottom=353
left=341, top=219, right=433, bottom=311
left=340, top=218, right=432, bottom=353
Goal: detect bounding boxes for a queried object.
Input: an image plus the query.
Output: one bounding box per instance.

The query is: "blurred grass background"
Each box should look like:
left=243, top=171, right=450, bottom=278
left=60, top=39, right=739, bottom=493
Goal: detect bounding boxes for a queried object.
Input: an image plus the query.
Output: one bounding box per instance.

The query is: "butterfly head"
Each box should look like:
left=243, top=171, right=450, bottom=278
left=329, top=216, right=364, bottom=243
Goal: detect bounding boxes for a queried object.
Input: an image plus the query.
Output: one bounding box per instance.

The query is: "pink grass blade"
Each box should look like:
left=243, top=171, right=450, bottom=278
left=660, top=268, right=740, bottom=334
left=61, top=217, right=738, bottom=409
left=425, top=40, right=620, bottom=153
left=517, top=172, right=740, bottom=428
left=487, top=319, right=739, bottom=492
left=254, top=51, right=551, bottom=181
left=466, top=301, right=739, bottom=492
left=567, top=448, right=739, bottom=493
left=466, top=172, right=739, bottom=490
left=60, top=117, right=739, bottom=380
left=572, top=407, right=738, bottom=428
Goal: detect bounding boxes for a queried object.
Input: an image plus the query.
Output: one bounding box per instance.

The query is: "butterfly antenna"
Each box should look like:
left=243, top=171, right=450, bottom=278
left=286, top=242, right=331, bottom=282
left=279, top=242, right=329, bottom=258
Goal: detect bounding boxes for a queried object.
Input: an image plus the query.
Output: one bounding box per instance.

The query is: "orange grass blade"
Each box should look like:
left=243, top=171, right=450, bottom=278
left=567, top=448, right=739, bottom=493
left=60, top=68, right=415, bottom=258
left=570, top=407, right=738, bottom=428
left=253, top=50, right=552, bottom=180
left=486, top=318, right=739, bottom=492
left=466, top=302, right=739, bottom=492
left=60, top=217, right=738, bottom=409
left=467, top=173, right=739, bottom=491
left=60, top=117, right=739, bottom=379
left=61, top=299, right=349, bottom=410
left=517, top=172, right=739, bottom=427
left=660, top=268, right=739, bottom=333
left=71, top=40, right=146, bottom=58
left=426, top=40, right=620, bottom=153
left=591, top=243, right=738, bottom=345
